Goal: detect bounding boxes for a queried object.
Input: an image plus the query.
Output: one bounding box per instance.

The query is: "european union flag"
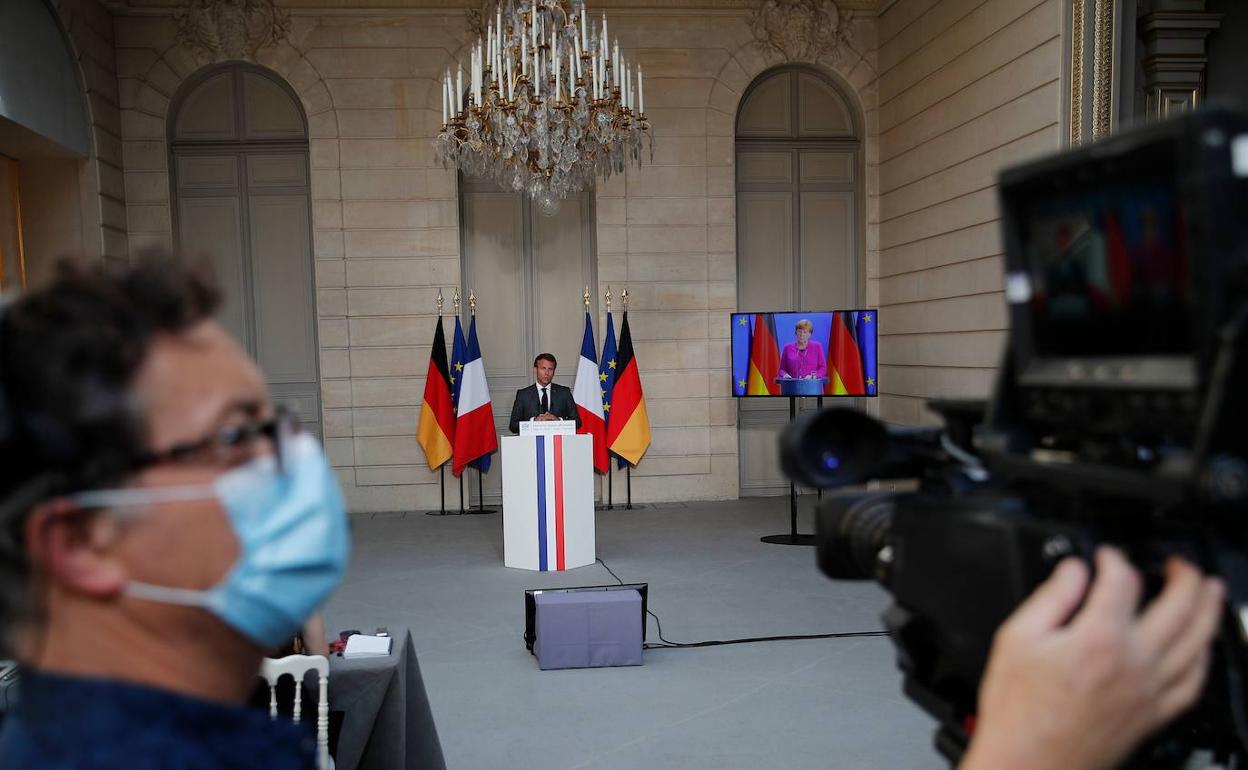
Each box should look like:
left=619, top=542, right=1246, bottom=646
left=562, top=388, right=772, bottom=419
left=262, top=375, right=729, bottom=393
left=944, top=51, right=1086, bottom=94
left=856, top=310, right=878, bottom=396
left=449, top=315, right=467, bottom=409
left=731, top=313, right=751, bottom=396
left=599, top=311, right=626, bottom=469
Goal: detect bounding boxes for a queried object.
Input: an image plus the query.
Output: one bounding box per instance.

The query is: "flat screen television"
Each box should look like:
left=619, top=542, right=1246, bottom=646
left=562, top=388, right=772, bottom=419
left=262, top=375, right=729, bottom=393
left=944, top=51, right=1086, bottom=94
left=998, top=120, right=1206, bottom=393
left=731, top=310, right=878, bottom=397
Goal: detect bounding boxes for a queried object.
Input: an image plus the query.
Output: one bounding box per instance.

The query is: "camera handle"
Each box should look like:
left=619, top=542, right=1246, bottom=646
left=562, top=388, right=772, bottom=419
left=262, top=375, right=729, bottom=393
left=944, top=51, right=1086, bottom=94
left=762, top=396, right=821, bottom=547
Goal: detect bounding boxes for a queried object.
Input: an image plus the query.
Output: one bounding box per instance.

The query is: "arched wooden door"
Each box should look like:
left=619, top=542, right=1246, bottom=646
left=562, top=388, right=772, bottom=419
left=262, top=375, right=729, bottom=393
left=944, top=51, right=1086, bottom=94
left=169, top=63, right=322, bottom=438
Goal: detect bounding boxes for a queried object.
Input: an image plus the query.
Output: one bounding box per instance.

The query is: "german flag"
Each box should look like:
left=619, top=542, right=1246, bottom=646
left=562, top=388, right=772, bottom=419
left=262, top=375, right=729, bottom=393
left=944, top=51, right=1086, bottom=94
left=1104, top=211, right=1133, bottom=303
left=416, top=316, right=455, bottom=470
left=826, top=311, right=866, bottom=395
left=606, top=311, right=651, bottom=466
left=746, top=313, right=780, bottom=395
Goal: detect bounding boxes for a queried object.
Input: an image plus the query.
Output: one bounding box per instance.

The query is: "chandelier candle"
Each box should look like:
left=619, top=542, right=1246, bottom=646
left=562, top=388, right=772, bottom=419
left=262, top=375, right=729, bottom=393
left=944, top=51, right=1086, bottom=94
left=435, top=0, right=652, bottom=215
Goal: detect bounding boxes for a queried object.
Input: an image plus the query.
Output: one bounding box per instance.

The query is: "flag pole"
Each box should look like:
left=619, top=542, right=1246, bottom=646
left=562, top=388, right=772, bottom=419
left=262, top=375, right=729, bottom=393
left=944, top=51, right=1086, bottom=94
left=597, top=285, right=616, bottom=511
left=624, top=287, right=632, bottom=511
left=471, top=470, right=494, bottom=513
left=626, top=464, right=632, bottom=510
left=474, top=468, right=495, bottom=514
left=422, top=465, right=449, bottom=516
left=424, top=464, right=454, bottom=516
left=456, top=289, right=465, bottom=515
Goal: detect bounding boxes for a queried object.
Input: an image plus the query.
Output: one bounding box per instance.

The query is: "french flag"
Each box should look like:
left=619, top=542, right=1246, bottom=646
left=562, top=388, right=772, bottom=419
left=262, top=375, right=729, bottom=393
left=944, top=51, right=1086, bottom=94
left=452, top=316, right=498, bottom=476
left=572, top=311, right=609, bottom=474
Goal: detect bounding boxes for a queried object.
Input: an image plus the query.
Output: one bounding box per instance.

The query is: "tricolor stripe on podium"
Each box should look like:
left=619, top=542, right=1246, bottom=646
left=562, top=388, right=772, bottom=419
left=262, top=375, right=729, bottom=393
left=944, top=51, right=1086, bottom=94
left=534, top=434, right=569, bottom=571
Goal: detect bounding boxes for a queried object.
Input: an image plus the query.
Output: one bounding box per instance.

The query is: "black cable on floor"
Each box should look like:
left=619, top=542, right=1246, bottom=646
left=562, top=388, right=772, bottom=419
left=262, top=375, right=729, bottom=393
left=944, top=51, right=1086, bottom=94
left=596, top=557, right=626, bottom=586
left=594, top=558, right=890, bottom=651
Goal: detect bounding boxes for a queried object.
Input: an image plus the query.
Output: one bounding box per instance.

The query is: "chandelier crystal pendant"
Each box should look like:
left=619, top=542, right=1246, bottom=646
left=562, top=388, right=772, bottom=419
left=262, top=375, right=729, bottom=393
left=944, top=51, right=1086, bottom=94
left=435, top=0, right=653, bottom=215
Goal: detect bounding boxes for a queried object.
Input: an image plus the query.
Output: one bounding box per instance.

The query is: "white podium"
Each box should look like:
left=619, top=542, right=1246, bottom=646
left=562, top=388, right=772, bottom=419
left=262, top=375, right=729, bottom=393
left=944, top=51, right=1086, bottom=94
left=501, top=430, right=595, bottom=571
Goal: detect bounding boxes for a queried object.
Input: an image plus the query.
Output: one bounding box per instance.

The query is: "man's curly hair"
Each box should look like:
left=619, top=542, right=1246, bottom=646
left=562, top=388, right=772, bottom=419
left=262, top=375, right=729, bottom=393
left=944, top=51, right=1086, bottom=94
left=0, top=253, right=221, bottom=656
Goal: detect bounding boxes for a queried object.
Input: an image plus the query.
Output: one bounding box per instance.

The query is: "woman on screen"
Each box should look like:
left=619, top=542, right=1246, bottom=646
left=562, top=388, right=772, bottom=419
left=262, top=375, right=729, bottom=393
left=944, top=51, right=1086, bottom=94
left=778, top=319, right=826, bottom=380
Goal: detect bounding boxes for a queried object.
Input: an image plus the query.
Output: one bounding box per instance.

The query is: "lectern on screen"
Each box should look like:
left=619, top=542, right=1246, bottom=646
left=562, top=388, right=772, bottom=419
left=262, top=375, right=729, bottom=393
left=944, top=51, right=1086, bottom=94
left=731, top=310, right=878, bottom=397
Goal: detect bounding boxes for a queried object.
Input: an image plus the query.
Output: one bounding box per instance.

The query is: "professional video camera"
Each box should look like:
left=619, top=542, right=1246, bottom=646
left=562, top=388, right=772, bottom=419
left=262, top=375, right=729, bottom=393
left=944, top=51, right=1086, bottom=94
left=781, top=108, right=1248, bottom=768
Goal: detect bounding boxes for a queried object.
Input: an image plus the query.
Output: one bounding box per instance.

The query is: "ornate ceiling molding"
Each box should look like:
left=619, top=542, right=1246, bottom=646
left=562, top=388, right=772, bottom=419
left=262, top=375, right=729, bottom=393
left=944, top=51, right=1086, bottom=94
left=464, top=0, right=492, bottom=37
left=106, top=0, right=880, bottom=13
left=169, top=0, right=292, bottom=60
left=750, top=0, right=855, bottom=65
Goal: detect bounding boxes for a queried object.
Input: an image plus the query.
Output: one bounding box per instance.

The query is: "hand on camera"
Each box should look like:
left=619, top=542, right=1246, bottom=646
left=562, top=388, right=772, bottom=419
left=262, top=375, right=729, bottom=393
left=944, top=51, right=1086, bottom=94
left=959, top=547, right=1224, bottom=770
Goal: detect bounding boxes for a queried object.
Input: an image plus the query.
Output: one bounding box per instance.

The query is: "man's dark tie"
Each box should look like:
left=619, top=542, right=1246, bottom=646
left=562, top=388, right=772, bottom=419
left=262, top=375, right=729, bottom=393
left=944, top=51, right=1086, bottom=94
left=540, top=387, right=549, bottom=414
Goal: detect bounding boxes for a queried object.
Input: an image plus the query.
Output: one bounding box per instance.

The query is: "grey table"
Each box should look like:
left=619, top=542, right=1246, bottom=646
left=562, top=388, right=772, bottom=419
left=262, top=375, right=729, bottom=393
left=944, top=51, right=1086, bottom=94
left=328, top=629, right=445, bottom=770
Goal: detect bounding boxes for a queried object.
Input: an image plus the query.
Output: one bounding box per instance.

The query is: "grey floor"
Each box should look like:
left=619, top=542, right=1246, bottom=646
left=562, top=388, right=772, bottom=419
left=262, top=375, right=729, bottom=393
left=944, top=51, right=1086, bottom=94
left=322, top=496, right=946, bottom=770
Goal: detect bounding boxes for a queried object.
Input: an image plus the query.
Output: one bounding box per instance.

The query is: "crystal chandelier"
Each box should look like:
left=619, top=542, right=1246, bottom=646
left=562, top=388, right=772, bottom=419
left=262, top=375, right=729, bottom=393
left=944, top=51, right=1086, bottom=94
left=435, top=0, right=653, bottom=215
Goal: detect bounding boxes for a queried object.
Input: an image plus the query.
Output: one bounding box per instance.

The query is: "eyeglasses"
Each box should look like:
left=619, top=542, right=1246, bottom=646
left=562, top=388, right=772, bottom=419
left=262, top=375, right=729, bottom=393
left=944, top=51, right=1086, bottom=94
left=66, top=408, right=300, bottom=513
left=132, top=406, right=299, bottom=474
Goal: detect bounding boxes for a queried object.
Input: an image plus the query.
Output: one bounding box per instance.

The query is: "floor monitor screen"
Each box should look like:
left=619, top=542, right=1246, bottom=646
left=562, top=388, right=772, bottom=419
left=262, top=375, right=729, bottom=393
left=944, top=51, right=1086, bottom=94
left=731, top=310, right=878, bottom=397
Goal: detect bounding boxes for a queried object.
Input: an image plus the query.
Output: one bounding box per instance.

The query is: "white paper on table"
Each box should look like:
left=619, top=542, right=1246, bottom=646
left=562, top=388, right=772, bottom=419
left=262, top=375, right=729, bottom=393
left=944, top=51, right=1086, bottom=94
left=343, top=634, right=393, bottom=658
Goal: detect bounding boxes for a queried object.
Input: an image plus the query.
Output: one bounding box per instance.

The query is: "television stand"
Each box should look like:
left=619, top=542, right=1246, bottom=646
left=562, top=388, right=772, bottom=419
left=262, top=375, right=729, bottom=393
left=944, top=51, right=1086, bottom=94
left=761, top=395, right=821, bottom=547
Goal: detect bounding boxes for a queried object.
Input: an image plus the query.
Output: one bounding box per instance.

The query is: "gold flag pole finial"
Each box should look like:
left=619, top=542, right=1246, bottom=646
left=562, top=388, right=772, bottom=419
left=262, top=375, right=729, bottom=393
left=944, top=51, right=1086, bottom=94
left=621, top=286, right=629, bottom=310
left=453, top=287, right=461, bottom=315
left=605, top=285, right=612, bottom=312
left=583, top=285, right=591, bottom=310
left=468, top=289, right=477, bottom=316
left=436, top=289, right=444, bottom=315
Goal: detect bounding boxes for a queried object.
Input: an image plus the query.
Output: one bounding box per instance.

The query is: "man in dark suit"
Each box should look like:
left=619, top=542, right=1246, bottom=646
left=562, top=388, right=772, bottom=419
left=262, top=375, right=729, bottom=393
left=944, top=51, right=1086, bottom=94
left=508, top=353, right=581, bottom=433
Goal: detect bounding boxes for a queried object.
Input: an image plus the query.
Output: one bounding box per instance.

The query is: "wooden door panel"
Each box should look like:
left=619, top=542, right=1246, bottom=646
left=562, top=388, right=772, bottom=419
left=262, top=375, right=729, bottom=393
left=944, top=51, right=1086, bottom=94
left=177, top=194, right=250, bottom=348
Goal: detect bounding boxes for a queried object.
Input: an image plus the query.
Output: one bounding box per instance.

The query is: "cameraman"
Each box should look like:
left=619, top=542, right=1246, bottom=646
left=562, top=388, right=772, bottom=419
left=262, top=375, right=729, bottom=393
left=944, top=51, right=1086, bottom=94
left=961, top=547, right=1224, bottom=770
left=0, top=257, right=349, bottom=768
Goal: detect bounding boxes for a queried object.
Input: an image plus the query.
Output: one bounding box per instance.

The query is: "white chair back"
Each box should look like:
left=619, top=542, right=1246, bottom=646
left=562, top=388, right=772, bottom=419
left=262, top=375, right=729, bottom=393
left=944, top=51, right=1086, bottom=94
left=260, top=654, right=331, bottom=770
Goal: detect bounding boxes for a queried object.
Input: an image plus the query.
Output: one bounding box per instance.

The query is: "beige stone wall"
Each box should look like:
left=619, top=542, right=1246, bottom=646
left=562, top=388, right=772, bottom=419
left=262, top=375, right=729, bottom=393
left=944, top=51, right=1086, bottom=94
left=875, top=0, right=1063, bottom=425
left=109, top=2, right=880, bottom=511
left=50, top=0, right=129, bottom=264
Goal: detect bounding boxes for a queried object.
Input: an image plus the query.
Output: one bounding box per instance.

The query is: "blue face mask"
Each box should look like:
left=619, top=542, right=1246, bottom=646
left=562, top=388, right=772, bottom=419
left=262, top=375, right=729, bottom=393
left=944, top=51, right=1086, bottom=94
left=71, top=433, right=350, bottom=648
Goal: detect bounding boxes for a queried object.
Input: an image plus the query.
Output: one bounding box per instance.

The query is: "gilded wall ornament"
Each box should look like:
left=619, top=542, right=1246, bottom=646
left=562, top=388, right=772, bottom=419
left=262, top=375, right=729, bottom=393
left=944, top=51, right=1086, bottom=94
left=751, top=0, right=854, bottom=65
left=1089, top=0, right=1116, bottom=140
left=174, top=0, right=291, bottom=61
left=1069, top=0, right=1087, bottom=145
left=465, top=1, right=494, bottom=38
